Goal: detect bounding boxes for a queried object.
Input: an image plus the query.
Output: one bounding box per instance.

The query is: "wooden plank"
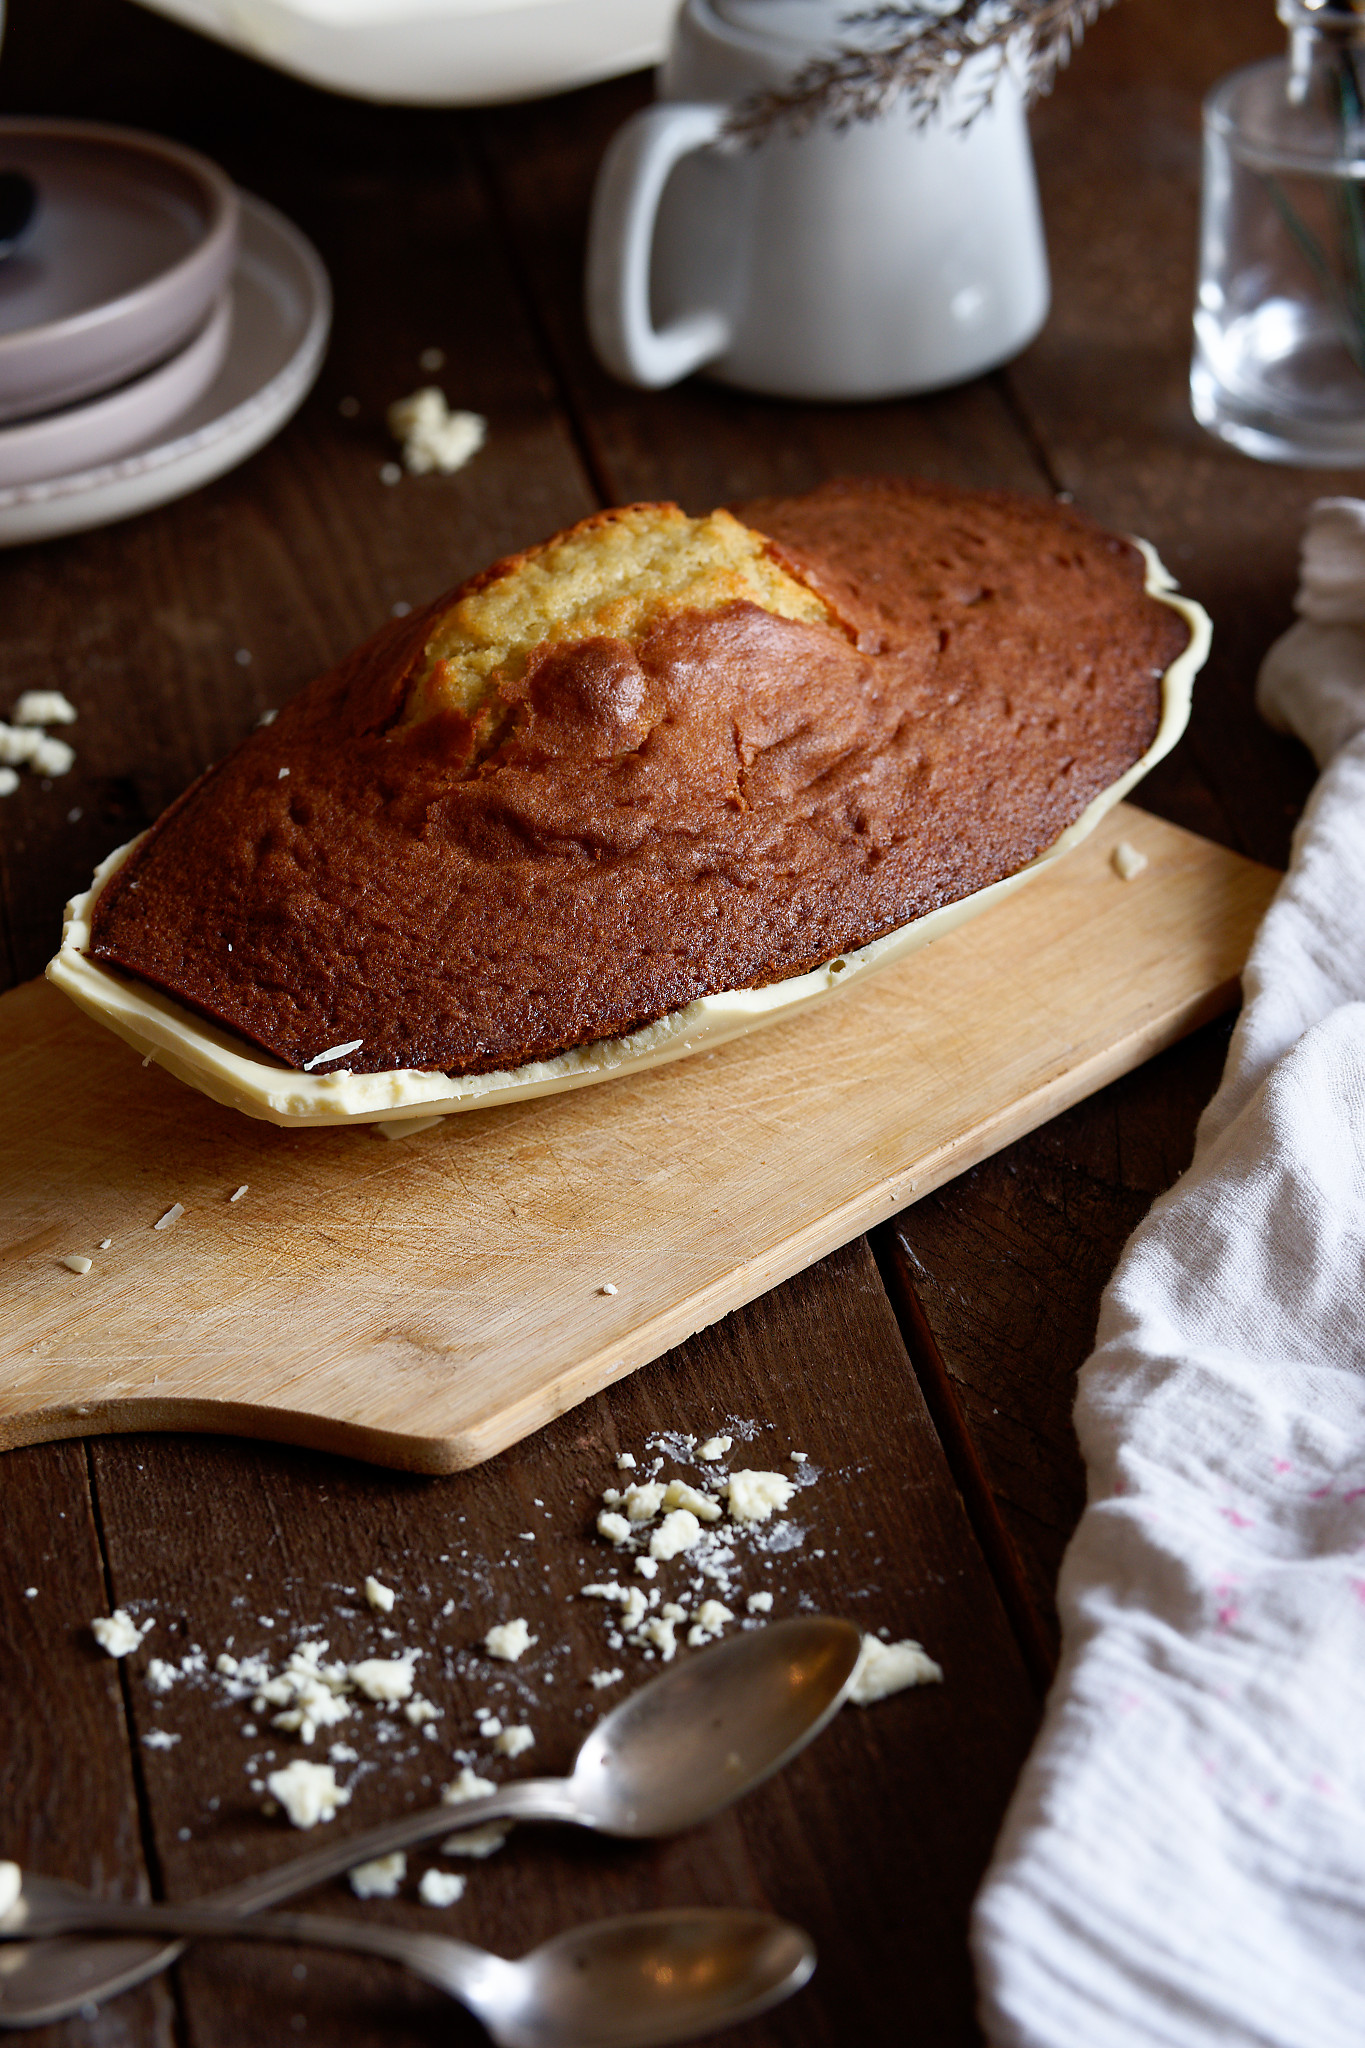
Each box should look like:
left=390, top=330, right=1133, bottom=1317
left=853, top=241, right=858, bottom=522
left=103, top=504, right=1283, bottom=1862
left=0, top=805, right=1276, bottom=1472
left=73, top=1239, right=1037, bottom=2048
left=0, top=1439, right=176, bottom=2047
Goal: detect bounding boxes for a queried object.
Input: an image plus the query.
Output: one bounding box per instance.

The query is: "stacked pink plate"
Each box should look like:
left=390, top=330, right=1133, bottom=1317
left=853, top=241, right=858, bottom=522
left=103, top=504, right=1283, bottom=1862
left=0, top=120, right=330, bottom=545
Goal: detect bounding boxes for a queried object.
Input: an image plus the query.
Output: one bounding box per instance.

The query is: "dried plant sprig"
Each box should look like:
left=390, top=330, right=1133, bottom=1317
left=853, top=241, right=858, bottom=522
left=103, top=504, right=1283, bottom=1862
left=725, top=0, right=1120, bottom=145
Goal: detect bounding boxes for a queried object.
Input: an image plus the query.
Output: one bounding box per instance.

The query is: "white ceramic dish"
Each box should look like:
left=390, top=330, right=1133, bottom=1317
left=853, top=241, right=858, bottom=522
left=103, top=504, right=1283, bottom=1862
left=0, top=292, right=231, bottom=488
left=133, top=0, right=678, bottom=104
left=48, top=548, right=1211, bottom=1128
left=0, top=191, right=330, bottom=547
left=0, top=119, right=238, bottom=423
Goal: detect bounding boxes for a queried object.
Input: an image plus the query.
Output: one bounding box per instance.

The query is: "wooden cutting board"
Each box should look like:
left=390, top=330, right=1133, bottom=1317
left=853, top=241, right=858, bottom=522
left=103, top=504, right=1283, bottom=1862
left=1, top=804, right=1277, bottom=1473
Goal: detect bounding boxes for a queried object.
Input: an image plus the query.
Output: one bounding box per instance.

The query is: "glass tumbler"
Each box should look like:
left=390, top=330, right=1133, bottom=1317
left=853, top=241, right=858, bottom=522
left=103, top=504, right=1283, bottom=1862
left=1193, top=0, right=1365, bottom=465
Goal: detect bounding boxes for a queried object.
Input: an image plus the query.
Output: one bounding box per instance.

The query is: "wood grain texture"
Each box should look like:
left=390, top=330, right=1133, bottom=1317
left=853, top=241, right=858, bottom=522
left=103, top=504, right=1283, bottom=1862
left=2, top=806, right=1275, bottom=1470
left=41, top=1241, right=1037, bottom=2048
left=0, top=1440, right=176, bottom=2047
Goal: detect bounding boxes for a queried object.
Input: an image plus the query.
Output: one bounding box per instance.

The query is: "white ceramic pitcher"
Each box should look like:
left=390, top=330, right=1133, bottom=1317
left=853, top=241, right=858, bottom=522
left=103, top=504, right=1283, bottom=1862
left=586, top=0, right=1050, bottom=400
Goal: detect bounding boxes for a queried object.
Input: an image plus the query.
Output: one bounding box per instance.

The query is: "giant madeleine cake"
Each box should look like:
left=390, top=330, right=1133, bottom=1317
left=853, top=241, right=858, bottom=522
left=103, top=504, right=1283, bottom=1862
left=60, top=477, right=1205, bottom=1117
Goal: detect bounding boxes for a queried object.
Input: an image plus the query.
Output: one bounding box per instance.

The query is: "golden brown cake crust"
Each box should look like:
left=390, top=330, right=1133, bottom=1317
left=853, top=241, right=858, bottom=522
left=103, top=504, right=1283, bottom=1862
left=88, top=477, right=1188, bottom=1077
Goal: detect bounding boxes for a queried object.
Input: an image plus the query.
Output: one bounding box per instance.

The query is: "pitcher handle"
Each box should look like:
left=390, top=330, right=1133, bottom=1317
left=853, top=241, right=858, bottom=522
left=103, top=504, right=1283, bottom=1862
left=586, top=101, right=731, bottom=389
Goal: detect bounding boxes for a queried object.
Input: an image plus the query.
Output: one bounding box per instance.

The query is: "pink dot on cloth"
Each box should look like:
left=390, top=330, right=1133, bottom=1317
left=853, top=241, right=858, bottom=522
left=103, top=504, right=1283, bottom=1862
left=1220, top=1507, right=1254, bottom=1529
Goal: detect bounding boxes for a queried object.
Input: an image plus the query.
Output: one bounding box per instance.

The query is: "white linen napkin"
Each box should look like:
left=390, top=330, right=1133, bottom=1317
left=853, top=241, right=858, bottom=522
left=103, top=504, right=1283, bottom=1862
left=971, top=498, right=1365, bottom=2048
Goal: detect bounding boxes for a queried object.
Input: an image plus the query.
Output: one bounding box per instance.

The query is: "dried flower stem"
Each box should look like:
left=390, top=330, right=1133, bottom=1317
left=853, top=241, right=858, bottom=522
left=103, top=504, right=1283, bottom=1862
left=725, top=0, right=1120, bottom=144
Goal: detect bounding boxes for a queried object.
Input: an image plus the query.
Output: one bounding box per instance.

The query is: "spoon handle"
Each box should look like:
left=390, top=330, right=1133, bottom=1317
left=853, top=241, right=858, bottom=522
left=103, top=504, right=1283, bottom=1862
left=21, top=1898, right=498, bottom=2006
left=204, top=1777, right=581, bottom=1913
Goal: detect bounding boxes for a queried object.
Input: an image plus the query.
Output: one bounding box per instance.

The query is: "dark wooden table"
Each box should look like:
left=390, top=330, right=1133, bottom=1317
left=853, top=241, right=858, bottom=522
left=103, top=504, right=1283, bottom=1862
left=0, top=2, right=1339, bottom=2042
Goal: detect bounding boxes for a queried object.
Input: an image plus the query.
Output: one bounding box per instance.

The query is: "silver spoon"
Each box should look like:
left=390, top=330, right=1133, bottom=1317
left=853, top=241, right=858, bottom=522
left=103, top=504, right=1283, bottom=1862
left=0, top=1615, right=860, bottom=2029
left=0, top=1894, right=813, bottom=2048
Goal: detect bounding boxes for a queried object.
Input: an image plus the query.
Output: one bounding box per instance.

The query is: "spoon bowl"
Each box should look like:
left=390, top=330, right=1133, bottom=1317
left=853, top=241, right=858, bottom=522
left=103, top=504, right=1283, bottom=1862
left=498, top=1908, right=814, bottom=2048
left=571, top=1614, right=863, bottom=1835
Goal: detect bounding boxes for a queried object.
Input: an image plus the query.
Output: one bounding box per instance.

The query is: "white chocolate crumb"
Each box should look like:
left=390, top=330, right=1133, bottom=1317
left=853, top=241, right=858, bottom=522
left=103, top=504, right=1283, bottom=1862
left=228, top=1185, right=248, bottom=1203
left=153, top=1204, right=184, bottom=1232
left=0, top=766, right=18, bottom=796
left=662, top=1479, right=723, bottom=1523
left=633, top=1556, right=658, bottom=1578
left=746, top=1591, right=774, bottom=1614
left=349, top=1851, right=405, bottom=1898
left=441, top=1823, right=508, bottom=1858
left=1111, top=839, right=1148, bottom=881
left=650, top=1509, right=702, bottom=1561
left=91, top=1609, right=142, bottom=1658
left=599, top=1283, right=617, bottom=1296
left=639, top=1614, right=678, bottom=1662
left=597, top=1510, right=631, bottom=1546
left=302, top=1039, right=363, bottom=1072
left=0, top=723, right=41, bottom=766
left=483, top=1618, right=535, bottom=1663
left=494, top=1724, right=534, bottom=1758
left=98, top=1238, right=112, bottom=1249
left=615, top=1452, right=637, bottom=1469
left=364, top=1575, right=396, bottom=1613
left=349, top=1656, right=416, bottom=1703
left=12, top=690, right=76, bottom=726
left=697, top=1436, right=732, bottom=1460
left=589, top=1667, right=623, bottom=1689
left=404, top=1697, right=441, bottom=1726
left=377, top=1115, right=445, bottom=1139
left=440, top=1766, right=496, bottom=1806
left=848, top=1635, right=944, bottom=1704
left=386, top=388, right=486, bottom=476
left=62, top=1255, right=92, bottom=1275
left=418, top=1867, right=465, bottom=1907
left=143, top=1728, right=180, bottom=1750
left=622, top=1482, right=667, bottom=1523
left=30, top=735, right=74, bottom=776
left=726, top=1470, right=796, bottom=1524
left=265, top=1759, right=350, bottom=1829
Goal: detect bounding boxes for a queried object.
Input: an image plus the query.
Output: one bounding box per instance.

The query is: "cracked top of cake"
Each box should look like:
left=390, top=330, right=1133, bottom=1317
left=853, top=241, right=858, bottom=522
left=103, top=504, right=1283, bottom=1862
left=85, top=477, right=1189, bottom=1078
